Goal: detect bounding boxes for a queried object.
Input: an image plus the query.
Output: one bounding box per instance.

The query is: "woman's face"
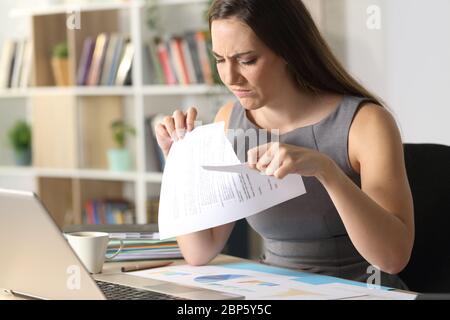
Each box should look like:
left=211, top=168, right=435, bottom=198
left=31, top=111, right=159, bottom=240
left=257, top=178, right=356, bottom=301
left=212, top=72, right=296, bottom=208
left=211, top=18, right=290, bottom=110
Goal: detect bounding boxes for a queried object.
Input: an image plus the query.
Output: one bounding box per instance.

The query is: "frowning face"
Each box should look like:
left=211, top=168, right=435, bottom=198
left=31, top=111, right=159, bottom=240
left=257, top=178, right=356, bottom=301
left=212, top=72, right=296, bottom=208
left=211, top=18, right=291, bottom=110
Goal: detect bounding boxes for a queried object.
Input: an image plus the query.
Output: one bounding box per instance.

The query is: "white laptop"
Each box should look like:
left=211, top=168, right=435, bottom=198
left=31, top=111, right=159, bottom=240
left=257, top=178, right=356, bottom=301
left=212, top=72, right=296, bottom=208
left=0, top=188, right=243, bottom=300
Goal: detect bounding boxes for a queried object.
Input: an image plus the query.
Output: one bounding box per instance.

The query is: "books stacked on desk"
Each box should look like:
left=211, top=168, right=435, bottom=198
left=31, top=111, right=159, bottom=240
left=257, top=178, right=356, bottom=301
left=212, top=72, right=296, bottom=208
left=107, top=232, right=183, bottom=262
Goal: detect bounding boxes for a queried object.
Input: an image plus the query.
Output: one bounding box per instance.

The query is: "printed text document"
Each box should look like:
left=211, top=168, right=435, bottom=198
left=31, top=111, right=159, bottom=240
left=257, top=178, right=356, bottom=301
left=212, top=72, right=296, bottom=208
left=158, top=122, right=306, bottom=239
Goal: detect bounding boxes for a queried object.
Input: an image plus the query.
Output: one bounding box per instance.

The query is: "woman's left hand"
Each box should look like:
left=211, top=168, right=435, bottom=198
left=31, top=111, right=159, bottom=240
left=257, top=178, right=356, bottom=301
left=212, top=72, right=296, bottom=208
left=247, top=143, right=335, bottom=180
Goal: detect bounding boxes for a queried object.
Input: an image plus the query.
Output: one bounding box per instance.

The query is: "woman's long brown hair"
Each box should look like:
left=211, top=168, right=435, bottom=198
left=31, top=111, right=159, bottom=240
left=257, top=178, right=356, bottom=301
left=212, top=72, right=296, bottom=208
left=208, top=0, right=382, bottom=106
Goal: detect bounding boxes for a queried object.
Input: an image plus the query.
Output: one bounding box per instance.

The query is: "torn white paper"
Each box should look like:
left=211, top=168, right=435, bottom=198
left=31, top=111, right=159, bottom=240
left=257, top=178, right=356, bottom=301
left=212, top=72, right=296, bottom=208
left=158, top=122, right=306, bottom=239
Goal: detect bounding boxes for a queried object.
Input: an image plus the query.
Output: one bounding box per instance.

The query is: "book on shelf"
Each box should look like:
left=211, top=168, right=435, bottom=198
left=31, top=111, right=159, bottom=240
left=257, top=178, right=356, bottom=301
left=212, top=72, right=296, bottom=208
left=77, top=33, right=132, bottom=86
left=180, top=37, right=198, bottom=84
left=100, top=33, right=124, bottom=86
left=145, top=38, right=165, bottom=85
left=10, top=39, right=25, bottom=88
left=195, top=31, right=214, bottom=85
left=19, top=40, right=33, bottom=88
left=184, top=31, right=204, bottom=84
left=76, top=37, right=95, bottom=86
left=165, top=39, right=180, bottom=85
left=156, top=39, right=177, bottom=85
left=0, top=38, right=33, bottom=89
left=115, top=40, right=134, bottom=86
left=86, top=33, right=109, bottom=86
left=169, top=36, right=190, bottom=85
left=83, top=199, right=135, bottom=225
left=147, top=30, right=219, bottom=86
left=106, top=34, right=125, bottom=85
left=5, top=41, right=16, bottom=88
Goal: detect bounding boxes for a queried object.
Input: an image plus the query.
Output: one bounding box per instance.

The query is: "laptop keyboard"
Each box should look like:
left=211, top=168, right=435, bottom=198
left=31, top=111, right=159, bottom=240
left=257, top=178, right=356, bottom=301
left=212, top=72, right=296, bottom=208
left=96, top=280, right=185, bottom=300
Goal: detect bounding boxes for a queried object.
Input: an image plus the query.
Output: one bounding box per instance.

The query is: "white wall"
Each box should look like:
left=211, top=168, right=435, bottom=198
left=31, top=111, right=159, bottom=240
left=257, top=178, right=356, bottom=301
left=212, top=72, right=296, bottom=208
left=0, top=0, right=29, bottom=41
left=385, top=0, right=450, bottom=145
left=324, top=0, right=450, bottom=145
left=328, top=0, right=387, bottom=101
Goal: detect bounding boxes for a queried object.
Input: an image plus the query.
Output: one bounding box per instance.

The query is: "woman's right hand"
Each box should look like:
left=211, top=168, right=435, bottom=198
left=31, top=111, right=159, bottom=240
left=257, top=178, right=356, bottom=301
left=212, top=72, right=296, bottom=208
left=155, top=107, right=198, bottom=157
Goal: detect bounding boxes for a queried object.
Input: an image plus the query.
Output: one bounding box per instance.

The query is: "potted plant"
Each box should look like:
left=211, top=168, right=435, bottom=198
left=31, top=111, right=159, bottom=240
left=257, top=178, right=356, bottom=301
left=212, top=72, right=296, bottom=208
left=108, top=120, right=136, bottom=172
left=8, top=120, right=32, bottom=166
left=51, top=41, right=70, bottom=86
left=145, top=0, right=162, bottom=33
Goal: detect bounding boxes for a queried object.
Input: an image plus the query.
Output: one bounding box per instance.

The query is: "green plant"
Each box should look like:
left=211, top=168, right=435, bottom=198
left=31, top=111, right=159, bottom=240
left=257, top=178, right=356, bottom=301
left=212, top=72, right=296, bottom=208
left=52, top=41, right=69, bottom=59
left=111, top=120, right=135, bottom=149
left=8, top=120, right=32, bottom=151
left=145, top=0, right=161, bottom=32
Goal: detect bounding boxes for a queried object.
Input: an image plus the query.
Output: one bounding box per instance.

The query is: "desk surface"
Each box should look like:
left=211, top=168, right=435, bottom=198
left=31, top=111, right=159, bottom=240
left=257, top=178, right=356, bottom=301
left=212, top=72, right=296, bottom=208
left=0, top=255, right=414, bottom=300
left=0, top=255, right=242, bottom=300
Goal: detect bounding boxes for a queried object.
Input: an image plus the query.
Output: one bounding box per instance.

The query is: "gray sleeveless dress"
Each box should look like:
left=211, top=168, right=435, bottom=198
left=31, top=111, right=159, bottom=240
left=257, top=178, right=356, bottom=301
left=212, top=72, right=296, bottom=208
left=226, top=95, right=408, bottom=290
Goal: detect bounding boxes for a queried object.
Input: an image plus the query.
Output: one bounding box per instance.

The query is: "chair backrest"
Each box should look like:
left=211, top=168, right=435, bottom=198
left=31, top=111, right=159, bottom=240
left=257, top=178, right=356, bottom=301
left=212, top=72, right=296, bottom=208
left=400, top=144, right=450, bottom=293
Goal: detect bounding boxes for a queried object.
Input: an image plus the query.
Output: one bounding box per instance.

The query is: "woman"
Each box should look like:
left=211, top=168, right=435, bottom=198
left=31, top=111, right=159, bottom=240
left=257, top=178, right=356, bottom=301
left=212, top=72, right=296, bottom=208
left=155, top=0, right=414, bottom=289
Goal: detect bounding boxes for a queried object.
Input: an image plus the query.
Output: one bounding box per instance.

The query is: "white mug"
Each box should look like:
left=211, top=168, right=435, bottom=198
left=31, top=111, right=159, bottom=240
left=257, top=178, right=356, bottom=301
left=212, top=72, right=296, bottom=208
left=65, top=232, right=124, bottom=274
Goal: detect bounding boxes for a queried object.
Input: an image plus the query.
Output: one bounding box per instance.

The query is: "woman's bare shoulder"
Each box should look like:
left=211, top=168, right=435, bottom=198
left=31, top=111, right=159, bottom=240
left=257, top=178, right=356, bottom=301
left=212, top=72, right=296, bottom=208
left=349, top=102, right=402, bottom=173
left=352, top=102, right=399, bottom=137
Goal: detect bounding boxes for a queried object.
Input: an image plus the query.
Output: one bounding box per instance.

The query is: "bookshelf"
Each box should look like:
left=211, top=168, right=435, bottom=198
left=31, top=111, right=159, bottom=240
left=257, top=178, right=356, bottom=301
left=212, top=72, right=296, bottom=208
left=0, top=0, right=324, bottom=259
left=0, top=0, right=235, bottom=228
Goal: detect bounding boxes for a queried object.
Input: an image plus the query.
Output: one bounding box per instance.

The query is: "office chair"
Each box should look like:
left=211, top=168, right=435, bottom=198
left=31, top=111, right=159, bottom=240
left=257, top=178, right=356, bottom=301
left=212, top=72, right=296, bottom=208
left=400, top=144, right=450, bottom=293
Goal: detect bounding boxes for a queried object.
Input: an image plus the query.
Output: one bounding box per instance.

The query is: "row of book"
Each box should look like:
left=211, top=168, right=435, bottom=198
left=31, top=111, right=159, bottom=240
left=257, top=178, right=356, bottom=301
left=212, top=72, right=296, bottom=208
left=0, top=31, right=219, bottom=89
left=107, top=232, right=182, bottom=261
left=145, top=31, right=220, bottom=86
left=0, top=38, right=32, bottom=89
left=77, top=33, right=134, bottom=86
left=83, top=199, right=135, bottom=225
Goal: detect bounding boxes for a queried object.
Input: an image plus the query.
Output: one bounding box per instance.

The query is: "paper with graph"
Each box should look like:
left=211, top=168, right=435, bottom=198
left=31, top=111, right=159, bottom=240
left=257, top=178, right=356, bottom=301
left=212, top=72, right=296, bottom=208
left=158, top=122, right=306, bottom=239
left=130, top=263, right=417, bottom=300
left=130, top=264, right=352, bottom=300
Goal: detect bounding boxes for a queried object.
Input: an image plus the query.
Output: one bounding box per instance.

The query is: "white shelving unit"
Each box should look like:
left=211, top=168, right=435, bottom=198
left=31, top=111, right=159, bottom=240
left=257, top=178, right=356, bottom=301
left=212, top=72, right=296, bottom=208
left=0, top=85, right=228, bottom=98
left=0, top=0, right=232, bottom=226
left=9, top=0, right=209, bottom=17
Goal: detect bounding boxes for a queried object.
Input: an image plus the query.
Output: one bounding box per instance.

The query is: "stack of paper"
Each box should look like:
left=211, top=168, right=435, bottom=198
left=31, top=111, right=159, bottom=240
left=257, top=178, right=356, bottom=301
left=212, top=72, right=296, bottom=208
left=107, top=233, right=182, bottom=261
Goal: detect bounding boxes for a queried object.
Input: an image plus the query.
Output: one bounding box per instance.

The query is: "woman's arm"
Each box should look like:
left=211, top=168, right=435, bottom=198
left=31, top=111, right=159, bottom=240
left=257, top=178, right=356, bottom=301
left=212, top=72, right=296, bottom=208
left=176, top=223, right=235, bottom=266
left=317, top=103, right=414, bottom=274
left=175, top=102, right=236, bottom=266
left=248, top=103, right=414, bottom=275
